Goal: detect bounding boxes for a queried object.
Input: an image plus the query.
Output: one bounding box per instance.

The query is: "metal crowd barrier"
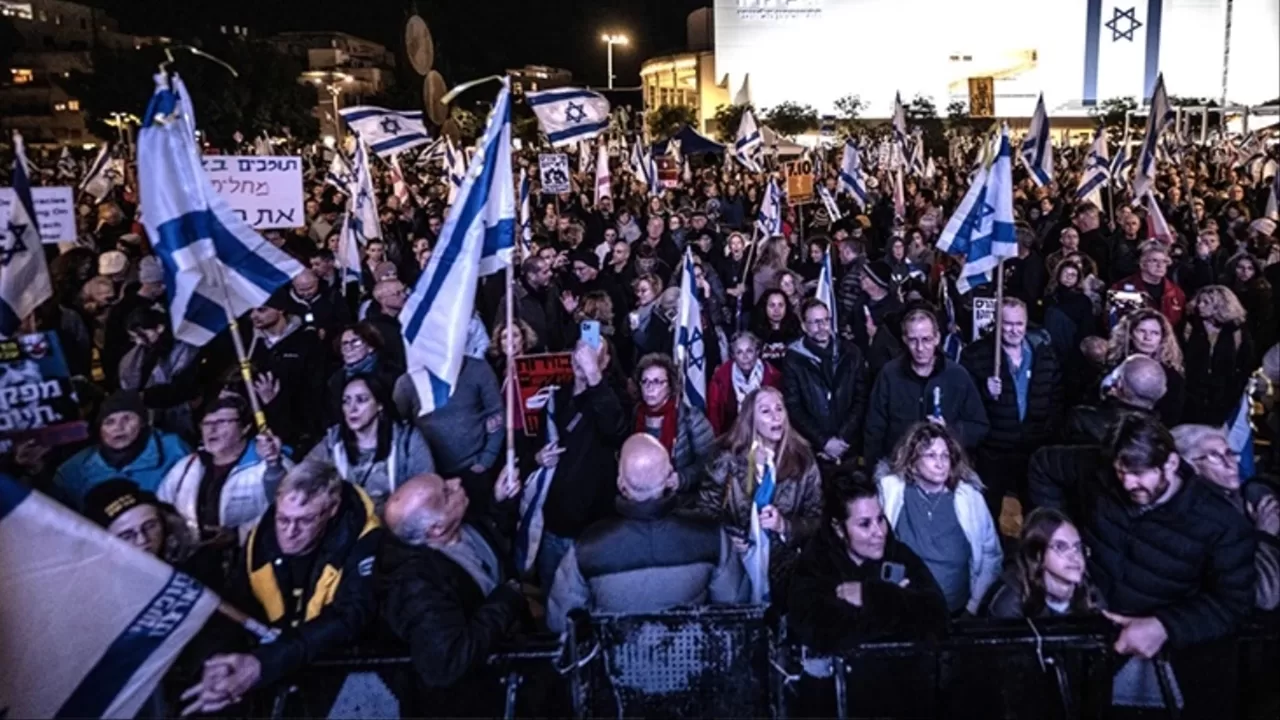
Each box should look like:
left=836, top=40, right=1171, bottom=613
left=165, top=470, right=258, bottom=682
left=258, top=610, right=1280, bottom=719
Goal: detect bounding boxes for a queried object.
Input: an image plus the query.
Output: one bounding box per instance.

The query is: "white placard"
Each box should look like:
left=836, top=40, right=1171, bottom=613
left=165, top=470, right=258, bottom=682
left=538, top=153, right=570, bottom=194
left=972, top=297, right=997, bottom=342
left=0, top=186, right=76, bottom=243
left=200, top=155, right=304, bottom=230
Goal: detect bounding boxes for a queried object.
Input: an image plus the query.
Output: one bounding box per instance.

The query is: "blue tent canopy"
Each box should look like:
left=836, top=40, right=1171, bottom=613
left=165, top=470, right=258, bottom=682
left=652, top=125, right=725, bottom=155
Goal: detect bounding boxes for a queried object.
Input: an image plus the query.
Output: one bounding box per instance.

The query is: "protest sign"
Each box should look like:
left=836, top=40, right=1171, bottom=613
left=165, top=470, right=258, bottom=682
left=971, top=297, right=997, bottom=341
left=0, top=332, right=88, bottom=454
left=539, top=153, right=571, bottom=194
left=514, top=353, right=574, bottom=437
left=656, top=156, right=680, bottom=189
left=786, top=158, right=814, bottom=205
left=0, top=186, right=76, bottom=243
left=201, top=155, right=304, bottom=229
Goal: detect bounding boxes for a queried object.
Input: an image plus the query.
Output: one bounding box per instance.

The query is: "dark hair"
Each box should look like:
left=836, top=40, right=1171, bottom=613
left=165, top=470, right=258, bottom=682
left=823, top=469, right=880, bottom=526
left=1105, top=412, right=1176, bottom=473
left=1014, top=508, right=1097, bottom=616
left=338, top=373, right=394, bottom=462
left=126, top=306, right=168, bottom=333
left=203, top=395, right=252, bottom=432
left=312, top=248, right=335, bottom=262
left=334, top=322, right=385, bottom=359
left=800, top=296, right=830, bottom=319
left=749, top=289, right=801, bottom=338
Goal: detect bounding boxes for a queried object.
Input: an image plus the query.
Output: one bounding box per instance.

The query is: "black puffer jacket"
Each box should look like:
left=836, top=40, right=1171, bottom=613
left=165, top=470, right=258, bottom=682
left=1179, top=318, right=1254, bottom=427
left=1027, top=446, right=1256, bottom=649
left=863, top=356, right=989, bottom=468
left=782, top=338, right=868, bottom=452
left=1061, top=397, right=1158, bottom=445
left=960, top=331, right=1063, bottom=452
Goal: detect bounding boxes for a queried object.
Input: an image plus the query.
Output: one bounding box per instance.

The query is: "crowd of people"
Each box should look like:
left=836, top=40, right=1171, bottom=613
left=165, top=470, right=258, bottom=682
left=4, top=117, right=1280, bottom=718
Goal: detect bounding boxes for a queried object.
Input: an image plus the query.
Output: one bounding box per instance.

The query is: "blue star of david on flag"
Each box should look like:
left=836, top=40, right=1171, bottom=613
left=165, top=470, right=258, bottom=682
left=1106, top=6, right=1142, bottom=42
left=380, top=116, right=402, bottom=134
left=564, top=101, right=587, bottom=124
left=525, top=88, right=611, bottom=147
left=0, top=221, right=29, bottom=266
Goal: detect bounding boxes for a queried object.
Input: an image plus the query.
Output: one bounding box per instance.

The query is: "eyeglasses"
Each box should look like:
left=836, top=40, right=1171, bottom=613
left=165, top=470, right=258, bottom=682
left=640, top=377, right=669, bottom=388
left=1048, top=540, right=1090, bottom=558
left=201, top=418, right=241, bottom=431
left=1190, top=449, right=1240, bottom=467
left=117, top=518, right=163, bottom=545
left=340, top=338, right=366, bottom=350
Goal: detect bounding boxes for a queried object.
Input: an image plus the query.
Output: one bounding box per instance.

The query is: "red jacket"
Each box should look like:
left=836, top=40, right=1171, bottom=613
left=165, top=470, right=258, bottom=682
left=706, top=360, right=784, bottom=435
left=1110, top=274, right=1185, bottom=327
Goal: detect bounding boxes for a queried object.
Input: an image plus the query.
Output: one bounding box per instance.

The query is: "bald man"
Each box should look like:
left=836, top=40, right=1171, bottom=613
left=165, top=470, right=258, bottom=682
left=1064, top=355, right=1167, bottom=445
left=545, top=434, right=749, bottom=633
left=376, top=472, right=526, bottom=716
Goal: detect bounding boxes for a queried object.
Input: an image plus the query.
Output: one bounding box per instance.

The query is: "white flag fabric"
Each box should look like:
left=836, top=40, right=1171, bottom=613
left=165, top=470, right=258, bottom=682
left=79, top=143, right=124, bottom=203
left=1090, top=0, right=1155, bottom=103
left=0, top=475, right=219, bottom=719
left=936, top=126, right=1017, bottom=294
left=401, top=79, right=515, bottom=416
left=744, top=449, right=776, bottom=604
left=756, top=177, right=783, bottom=237
left=1264, top=169, right=1279, bottom=221
left=1020, top=94, right=1054, bottom=187
left=325, top=150, right=355, bottom=197
left=0, top=132, right=54, bottom=337
left=839, top=139, right=868, bottom=210
left=338, top=106, right=432, bottom=158
left=56, top=146, right=78, bottom=182
left=346, top=136, right=381, bottom=243
left=525, top=87, right=611, bottom=147
left=518, top=168, right=533, bottom=250
left=1076, top=127, right=1111, bottom=208
left=594, top=142, right=611, bottom=206
left=1143, top=191, right=1174, bottom=244
left=444, top=137, right=467, bottom=206
left=674, top=248, right=707, bottom=412
left=138, top=74, right=304, bottom=347
left=816, top=246, right=838, bottom=332
left=892, top=92, right=908, bottom=146
left=817, top=185, right=842, bottom=223
left=735, top=109, right=764, bottom=173
left=1131, top=74, right=1173, bottom=202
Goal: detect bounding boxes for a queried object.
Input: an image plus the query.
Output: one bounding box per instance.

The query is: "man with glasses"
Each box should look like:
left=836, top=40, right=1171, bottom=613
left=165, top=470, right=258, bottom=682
left=1172, top=424, right=1280, bottom=611
left=1029, top=414, right=1256, bottom=719
left=782, top=298, right=868, bottom=468
left=1110, top=241, right=1186, bottom=327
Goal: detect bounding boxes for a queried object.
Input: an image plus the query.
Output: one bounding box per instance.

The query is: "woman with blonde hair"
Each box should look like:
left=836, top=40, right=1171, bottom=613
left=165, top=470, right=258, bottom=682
left=986, top=507, right=1101, bottom=618
left=1106, top=308, right=1185, bottom=425
left=1180, top=285, right=1255, bottom=426
left=485, top=318, right=538, bottom=384
left=698, top=386, right=823, bottom=595
left=876, top=422, right=1002, bottom=616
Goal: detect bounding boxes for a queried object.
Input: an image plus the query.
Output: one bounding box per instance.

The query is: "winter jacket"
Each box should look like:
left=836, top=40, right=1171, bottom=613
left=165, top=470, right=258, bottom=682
left=303, top=422, right=434, bottom=504
left=225, top=482, right=382, bottom=688
left=670, top=405, right=717, bottom=495
left=705, top=360, right=784, bottom=436
left=546, top=494, right=750, bottom=632
left=323, top=356, right=404, bottom=428
left=863, top=356, right=990, bottom=468
left=782, top=338, right=869, bottom=454
left=157, top=442, right=292, bottom=535
left=788, top=527, right=948, bottom=653
left=1110, top=274, right=1186, bottom=328
left=1061, top=397, right=1158, bottom=446
left=1027, top=447, right=1256, bottom=648
left=394, top=357, right=504, bottom=475
left=877, top=471, right=1004, bottom=615
left=538, top=381, right=632, bottom=539
left=959, top=332, right=1063, bottom=453
left=246, top=320, right=327, bottom=449
left=54, top=430, right=192, bottom=508
left=1179, top=319, right=1254, bottom=427
left=118, top=340, right=200, bottom=440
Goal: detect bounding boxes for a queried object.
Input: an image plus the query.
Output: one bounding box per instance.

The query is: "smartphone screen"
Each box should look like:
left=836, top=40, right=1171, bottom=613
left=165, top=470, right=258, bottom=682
left=581, top=320, right=601, bottom=349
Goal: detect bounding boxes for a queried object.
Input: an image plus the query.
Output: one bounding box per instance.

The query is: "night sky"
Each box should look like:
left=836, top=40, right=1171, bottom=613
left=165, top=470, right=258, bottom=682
left=86, top=0, right=707, bottom=89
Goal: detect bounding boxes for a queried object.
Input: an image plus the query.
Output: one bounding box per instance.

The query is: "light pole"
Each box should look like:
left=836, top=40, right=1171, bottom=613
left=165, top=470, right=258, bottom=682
left=601, top=34, right=628, bottom=90
left=299, top=71, right=353, bottom=139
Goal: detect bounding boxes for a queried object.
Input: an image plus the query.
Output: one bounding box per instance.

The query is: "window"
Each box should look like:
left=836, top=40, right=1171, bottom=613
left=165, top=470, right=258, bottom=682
left=11, top=68, right=34, bottom=84
left=67, top=99, right=80, bottom=111
left=53, top=102, right=67, bottom=111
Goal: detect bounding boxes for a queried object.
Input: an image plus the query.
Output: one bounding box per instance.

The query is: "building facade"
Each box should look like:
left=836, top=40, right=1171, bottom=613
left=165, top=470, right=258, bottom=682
left=639, top=51, right=730, bottom=137
left=506, top=65, right=573, bottom=95
left=271, top=31, right=396, bottom=138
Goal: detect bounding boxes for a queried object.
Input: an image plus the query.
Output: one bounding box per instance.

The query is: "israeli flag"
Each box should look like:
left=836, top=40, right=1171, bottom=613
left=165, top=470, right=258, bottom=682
left=1075, top=127, right=1111, bottom=207
left=325, top=150, right=355, bottom=196
left=1020, top=94, right=1054, bottom=187
left=338, top=106, right=432, bottom=158
left=744, top=446, right=776, bottom=604
left=401, top=79, right=515, bottom=416
left=815, top=245, right=838, bottom=332
left=0, top=132, right=53, bottom=338
left=526, top=87, right=610, bottom=147
left=1131, top=74, right=1173, bottom=202
left=56, top=146, right=77, bottom=182
left=1265, top=170, right=1279, bottom=221
left=1225, top=385, right=1256, bottom=480
left=1142, top=190, right=1174, bottom=245
left=79, top=143, right=123, bottom=203
left=444, top=137, right=467, bottom=206
left=892, top=92, right=908, bottom=146
left=817, top=185, right=842, bottom=222
left=839, top=139, right=868, bottom=210
left=674, top=248, right=707, bottom=411
left=1086, top=0, right=1160, bottom=105
left=1110, top=134, right=1132, bottom=189
left=644, top=146, right=661, bottom=198
left=389, top=153, right=411, bottom=208
left=940, top=281, right=965, bottom=361
left=346, top=137, right=381, bottom=243
left=138, top=74, right=304, bottom=347
left=907, top=129, right=926, bottom=178
left=518, top=168, right=533, bottom=251
left=735, top=108, right=764, bottom=173
left=756, top=177, right=783, bottom=237
left=0, top=475, right=220, bottom=719
left=594, top=142, right=611, bottom=206
left=936, top=126, right=1016, bottom=294
left=628, top=136, right=647, bottom=180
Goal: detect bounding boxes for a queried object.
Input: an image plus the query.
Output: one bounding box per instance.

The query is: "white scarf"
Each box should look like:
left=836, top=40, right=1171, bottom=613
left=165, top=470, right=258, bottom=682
left=731, top=360, right=765, bottom=406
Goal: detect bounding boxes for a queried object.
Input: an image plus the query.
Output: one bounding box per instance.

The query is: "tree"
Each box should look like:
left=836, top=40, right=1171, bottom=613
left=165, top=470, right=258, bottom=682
left=763, top=101, right=819, bottom=137
left=711, top=104, right=748, bottom=143
left=906, top=94, right=938, bottom=121
left=946, top=100, right=968, bottom=121
left=646, top=104, right=697, bottom=140
left=832, top=94, right=866, bottom=136
left=1091, top=97, right=1138, bottom=143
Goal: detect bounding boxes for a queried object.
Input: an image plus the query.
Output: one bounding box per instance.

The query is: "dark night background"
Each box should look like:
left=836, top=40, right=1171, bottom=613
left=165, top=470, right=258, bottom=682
left=84, top=0, right=709, bottom=89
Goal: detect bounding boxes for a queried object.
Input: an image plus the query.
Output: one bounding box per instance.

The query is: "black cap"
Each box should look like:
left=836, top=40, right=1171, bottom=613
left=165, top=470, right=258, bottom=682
left=97, top=390, right=147, bottom=425
left=569, top=250, right=600, bottom=271
left=83, top=479, right=159, bottom=528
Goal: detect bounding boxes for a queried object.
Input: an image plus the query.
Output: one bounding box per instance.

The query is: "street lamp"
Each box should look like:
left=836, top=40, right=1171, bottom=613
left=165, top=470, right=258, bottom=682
left=299, top=70, right=353, bottom=138
left=601, top=33, right=628, bottom=90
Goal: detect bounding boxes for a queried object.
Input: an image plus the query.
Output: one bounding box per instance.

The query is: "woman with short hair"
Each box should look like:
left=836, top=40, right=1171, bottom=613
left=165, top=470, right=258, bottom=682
left=705, top=331, right=784, bottom=436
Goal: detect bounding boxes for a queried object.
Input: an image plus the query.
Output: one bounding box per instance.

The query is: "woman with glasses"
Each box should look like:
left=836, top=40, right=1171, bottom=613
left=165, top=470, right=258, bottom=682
left=987, top=508, right=1102, bottom=618
left=325, top=323, right=402, bottom=427
left=875, top=422, right=1003, bottom=617
left=634, top=353, right=715, bottom=495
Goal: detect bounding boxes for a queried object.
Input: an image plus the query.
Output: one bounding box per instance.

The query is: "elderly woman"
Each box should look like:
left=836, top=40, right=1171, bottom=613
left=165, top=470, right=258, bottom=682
left=698, top=386, right=823, bottom=598
left=706, top=331, right=784, bottom=436
left=1107, top=308, right=1185, bottom=426
left=875, top=422, right=1003, bottom=616
left=1180, top=285, right=1255, bottom=426
left=1172, top=424, right=1279, bottom=611
left=325, top=322, right=403, bottom=427
left=634, top=353, right=716, bottom=494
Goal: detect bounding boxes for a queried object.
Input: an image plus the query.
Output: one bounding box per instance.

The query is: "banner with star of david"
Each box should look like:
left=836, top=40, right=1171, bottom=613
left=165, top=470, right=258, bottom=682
left=1084, top=0, right=1163, bottom=104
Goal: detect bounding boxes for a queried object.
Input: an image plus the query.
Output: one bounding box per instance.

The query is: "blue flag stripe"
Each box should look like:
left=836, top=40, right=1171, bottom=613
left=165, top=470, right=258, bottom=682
left=525, top=89, right=602, bottom=107
left=339, top=108, right=425, bottom=123
left=0, top=474, right=31, bottom=523
left=546, top=120, right=610, bottom=145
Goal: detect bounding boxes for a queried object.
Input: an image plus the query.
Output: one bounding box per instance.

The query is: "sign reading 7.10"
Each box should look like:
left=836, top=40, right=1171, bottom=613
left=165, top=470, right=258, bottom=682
left=201, top=155, right=304, bottom=230
left=785, top=158, right=814, bottom=206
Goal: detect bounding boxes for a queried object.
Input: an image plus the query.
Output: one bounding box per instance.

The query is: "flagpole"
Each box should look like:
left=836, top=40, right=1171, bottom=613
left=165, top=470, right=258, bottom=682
left=992, top=258, right=1006, bottom=379
left=504, top=254, right=517, bottom=483
left=206, top=260, right=269, bottom=432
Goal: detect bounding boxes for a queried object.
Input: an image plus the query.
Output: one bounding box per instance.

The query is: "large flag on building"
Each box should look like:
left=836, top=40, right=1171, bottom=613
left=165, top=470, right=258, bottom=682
left=1076, top=127, right=1111, bottom=207
left=1020, top=94, right=1054, bottom=187
left=674, top=248, right=706, bottom=412
left=338, top=106, right=432, bottom=158
left=138, top=74, right=304, bottom=347
left=0, top=475, right=219, bottom=718
left=525, top=87, right=611, bottom=147
left=79, top=143, right=124, bottom=203
left=1131, top=74, right=1173, bottom=202
left=734, top=108, right=764, bottom=173
left=936, top=126, right=1016, bottom=294
left=401, top=79, right=515, bottom=415
left=1, top=132, right=54, bottom=338
left=839, top=139, right=868, bottom=210
left=1084, top=0, right=1162, bottom=105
